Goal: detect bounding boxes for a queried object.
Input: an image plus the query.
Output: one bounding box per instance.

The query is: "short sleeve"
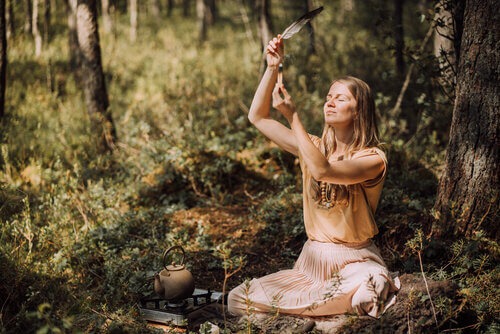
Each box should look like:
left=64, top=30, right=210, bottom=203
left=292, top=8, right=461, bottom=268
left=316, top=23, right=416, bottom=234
left=353, top=148, right=387, bottom=188
left=299, top=134, right=321, bottom=162
left=308, top=134, right=321, bottom=148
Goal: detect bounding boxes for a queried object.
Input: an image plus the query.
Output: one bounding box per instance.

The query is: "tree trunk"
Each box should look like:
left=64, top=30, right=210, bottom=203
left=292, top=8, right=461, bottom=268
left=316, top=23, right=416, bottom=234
left=129, top=0, right=137, bottom=42
left=24, top=0, right=32, bottom=34
left=206, top=0, right=216, bottom=25
left=5, top=0, right=13, bottom=39
left=43, top=0, right=50, bottom=44
left=183, top=0, right=190, bottom=17
left=304, top=0, right=316, bottom=56
left=101, top=0, right=112, bottom=33
left=76, top=0, right=116, bottom=151
left=433, top=0, right=465, bottom=95
left=67, top=0, right=80, bottom=73
left=167, top=0, right=174, bottom=16
left=149, top=0, right=160, bottom=18
left=196, top=0, right=208, bottom=43
left=32, top=0, right=42, bottom=57
left=0, top=0, right=6, bottom=119
left=256, top=0, right=272, bottom=51
left=394, top=0, right=405, bottom=78
left=433, top=0, right=499, bottom=239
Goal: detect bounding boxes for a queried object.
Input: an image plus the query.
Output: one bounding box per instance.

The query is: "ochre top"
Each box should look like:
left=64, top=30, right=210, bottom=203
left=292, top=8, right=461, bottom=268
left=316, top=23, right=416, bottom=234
left=299, top=135, right=387, bottom=243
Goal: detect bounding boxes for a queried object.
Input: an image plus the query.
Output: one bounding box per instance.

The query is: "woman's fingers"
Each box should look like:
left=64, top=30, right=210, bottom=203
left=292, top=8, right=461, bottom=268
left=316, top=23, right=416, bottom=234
left=268, top=35, right=283, bottom=54
left=272, top=84, right=284, bottom=108
left=279, top=84, right=289, bottom=96
left=272, top=84, right=281, bottom=100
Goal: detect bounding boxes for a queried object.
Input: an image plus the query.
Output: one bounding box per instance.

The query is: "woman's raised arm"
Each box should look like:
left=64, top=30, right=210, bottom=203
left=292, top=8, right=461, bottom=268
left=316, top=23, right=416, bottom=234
left=248, top=36, right=298, bottom=156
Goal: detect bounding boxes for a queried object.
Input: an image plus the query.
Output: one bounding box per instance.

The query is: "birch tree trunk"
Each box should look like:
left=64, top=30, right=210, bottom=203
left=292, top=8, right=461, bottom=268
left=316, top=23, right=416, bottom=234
left=433, top=0, right=463, bottom=93
left=196, top=0, right=208, bottom=43
left=76, top=0, right=116, bottom=151
left=32, top=0, right=42, bottom=57
left=0, top=0, right=6, bottom=119
left=101, top=0, right=112, bottom=33
left=433, top=0, right=499, bottom=239
left=129, top=0, right=137, bottom=42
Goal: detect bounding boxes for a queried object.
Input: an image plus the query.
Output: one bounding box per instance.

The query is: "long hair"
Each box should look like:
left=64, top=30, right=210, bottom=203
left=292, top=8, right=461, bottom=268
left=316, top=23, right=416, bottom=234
left=311, top=76, right=381, bottom=205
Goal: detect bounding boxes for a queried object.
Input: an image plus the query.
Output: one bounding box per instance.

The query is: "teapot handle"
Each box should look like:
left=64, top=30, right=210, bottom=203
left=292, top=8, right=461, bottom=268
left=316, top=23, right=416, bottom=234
left=162, top=245, right=186, bottom=270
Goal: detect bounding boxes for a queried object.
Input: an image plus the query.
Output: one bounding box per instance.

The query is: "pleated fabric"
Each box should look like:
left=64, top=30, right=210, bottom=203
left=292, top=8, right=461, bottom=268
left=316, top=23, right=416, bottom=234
left=228, top=239, right=399, bottom=318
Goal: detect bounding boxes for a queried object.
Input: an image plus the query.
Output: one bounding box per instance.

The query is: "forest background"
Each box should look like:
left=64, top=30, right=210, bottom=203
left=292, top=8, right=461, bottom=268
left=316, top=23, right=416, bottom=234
left=0, top=0, right=498, bottom=333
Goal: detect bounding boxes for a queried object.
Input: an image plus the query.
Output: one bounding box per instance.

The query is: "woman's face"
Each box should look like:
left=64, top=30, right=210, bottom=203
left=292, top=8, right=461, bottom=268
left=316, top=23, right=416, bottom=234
left=323, top=82, right=357, bottom=128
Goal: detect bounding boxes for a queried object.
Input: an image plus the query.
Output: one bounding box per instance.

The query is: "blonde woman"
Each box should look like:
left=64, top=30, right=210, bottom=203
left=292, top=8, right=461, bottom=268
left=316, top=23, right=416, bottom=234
left=228, top=35, right=399, bottom=318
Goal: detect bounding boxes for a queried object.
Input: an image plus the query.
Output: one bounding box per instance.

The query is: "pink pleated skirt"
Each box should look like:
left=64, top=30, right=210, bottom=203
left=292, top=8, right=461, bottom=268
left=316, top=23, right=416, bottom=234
left=228, top=239, right=399, bottom=318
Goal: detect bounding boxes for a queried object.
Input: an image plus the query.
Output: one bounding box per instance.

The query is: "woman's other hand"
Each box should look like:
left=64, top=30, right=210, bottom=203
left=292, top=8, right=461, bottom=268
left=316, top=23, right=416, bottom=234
left=272, top=83, right=295, bottom=122
left=266, top=35, right=284, bottom=69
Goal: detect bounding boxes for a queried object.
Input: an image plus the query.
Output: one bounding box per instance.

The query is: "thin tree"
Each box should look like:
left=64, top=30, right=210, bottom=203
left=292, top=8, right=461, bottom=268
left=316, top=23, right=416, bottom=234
left=167, top=0, right=174, bottom=17
left=67, top=0, right=81, bottom=74
left=183, top=0, right=190, bottom=17
left=32, top=0, right=42, bottom=56
left=304, top=0, right=317, bottom=56
left=24, top=0, right=32, bottom=34
left=394, top=0, right=405, bottom=78
left=5, top=0, right=13, bottom=39
left=196, top=0, right=208, bottom=43
left=256, top=0, right=272, bottom=51
left=433, top=0, right=462, bottom=97
left=150, top=0, right=160, bottom=18
left=433, top=0, right=499, bottom=239
left=0, top=0, right=6, bottom=119
left=129, top=0, right=137, bottom=42
left=75, top=0, right=116, bottom=151
left=101, top=0, right=112, bottom=33
left=43, top=0, right=50, bottom=44
left=206, top=0, right=216, bottom=25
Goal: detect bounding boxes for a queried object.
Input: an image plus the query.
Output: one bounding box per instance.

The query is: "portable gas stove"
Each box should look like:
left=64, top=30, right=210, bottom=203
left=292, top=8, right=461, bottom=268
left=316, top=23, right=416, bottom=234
left=139, top=288, right=225, bottom=327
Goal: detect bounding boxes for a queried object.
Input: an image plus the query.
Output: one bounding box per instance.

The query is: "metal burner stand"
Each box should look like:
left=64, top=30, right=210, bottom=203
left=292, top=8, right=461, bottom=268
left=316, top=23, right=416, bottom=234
left=139, top=288, right=224, bottom=327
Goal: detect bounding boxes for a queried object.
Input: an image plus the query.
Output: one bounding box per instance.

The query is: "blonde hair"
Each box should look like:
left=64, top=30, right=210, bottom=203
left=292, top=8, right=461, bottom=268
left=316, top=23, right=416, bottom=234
left=311, top=76, right=381, bottom=204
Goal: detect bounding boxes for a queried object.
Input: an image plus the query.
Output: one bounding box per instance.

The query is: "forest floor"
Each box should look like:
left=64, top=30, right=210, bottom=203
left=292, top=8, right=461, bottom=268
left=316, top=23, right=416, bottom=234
left=141, top=206, right=460, bottom=334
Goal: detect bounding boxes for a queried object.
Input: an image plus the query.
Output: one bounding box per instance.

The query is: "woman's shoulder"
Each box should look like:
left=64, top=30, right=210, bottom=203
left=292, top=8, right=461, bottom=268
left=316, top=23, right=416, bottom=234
left=308, top=134, right=321, bottom=147
left=352, top=146, right=387, bottom=161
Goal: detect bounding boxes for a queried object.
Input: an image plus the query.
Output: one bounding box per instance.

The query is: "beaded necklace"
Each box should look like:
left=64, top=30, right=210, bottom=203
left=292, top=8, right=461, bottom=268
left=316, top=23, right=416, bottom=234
left=317, top=154, right=344, bottom=209
left=319, top=182, right=336, bottom=208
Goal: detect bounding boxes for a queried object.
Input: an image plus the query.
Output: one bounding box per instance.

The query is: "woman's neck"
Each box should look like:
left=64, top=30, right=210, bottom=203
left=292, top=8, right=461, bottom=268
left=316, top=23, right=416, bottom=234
left=334, top=128, right=354, bottom=154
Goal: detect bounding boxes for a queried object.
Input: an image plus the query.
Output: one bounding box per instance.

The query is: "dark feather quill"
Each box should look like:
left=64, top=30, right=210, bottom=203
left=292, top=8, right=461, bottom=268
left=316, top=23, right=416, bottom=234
left=281, top=6, right=324, bottom=40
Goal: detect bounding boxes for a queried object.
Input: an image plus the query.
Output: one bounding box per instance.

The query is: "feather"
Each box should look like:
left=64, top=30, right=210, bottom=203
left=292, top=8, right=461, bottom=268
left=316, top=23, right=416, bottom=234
left=281, top=6, right=324, bottom=40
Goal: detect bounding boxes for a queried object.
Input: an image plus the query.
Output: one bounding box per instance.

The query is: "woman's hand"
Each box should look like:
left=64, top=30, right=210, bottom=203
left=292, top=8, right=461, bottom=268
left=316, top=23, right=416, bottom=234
left=266, top=35, right=284, bottom=69
left=272, top=83, right=295, bottom=122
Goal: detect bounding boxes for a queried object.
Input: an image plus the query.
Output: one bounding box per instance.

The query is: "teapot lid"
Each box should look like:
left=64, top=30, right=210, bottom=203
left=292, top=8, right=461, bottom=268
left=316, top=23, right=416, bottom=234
left=166, top=264, right=186, bottom=271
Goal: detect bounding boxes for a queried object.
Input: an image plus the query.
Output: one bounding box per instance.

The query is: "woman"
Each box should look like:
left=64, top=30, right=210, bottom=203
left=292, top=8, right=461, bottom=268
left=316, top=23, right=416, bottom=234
left=227, top=36, right=399, bottom=318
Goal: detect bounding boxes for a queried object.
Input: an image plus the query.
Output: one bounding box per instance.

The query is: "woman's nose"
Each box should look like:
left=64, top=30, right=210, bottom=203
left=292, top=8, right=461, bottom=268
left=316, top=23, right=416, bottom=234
left=326, top=98, right=335, bottom=107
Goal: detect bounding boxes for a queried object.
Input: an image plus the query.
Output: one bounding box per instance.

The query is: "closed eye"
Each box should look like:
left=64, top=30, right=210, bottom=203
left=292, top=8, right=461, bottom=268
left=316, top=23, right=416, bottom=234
left=326, top=94, right=349, bottom=102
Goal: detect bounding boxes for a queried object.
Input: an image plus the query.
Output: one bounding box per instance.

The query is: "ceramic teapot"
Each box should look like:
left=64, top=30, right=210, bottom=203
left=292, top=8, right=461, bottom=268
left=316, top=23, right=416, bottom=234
left=154, top=245, right=195, bottom=301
